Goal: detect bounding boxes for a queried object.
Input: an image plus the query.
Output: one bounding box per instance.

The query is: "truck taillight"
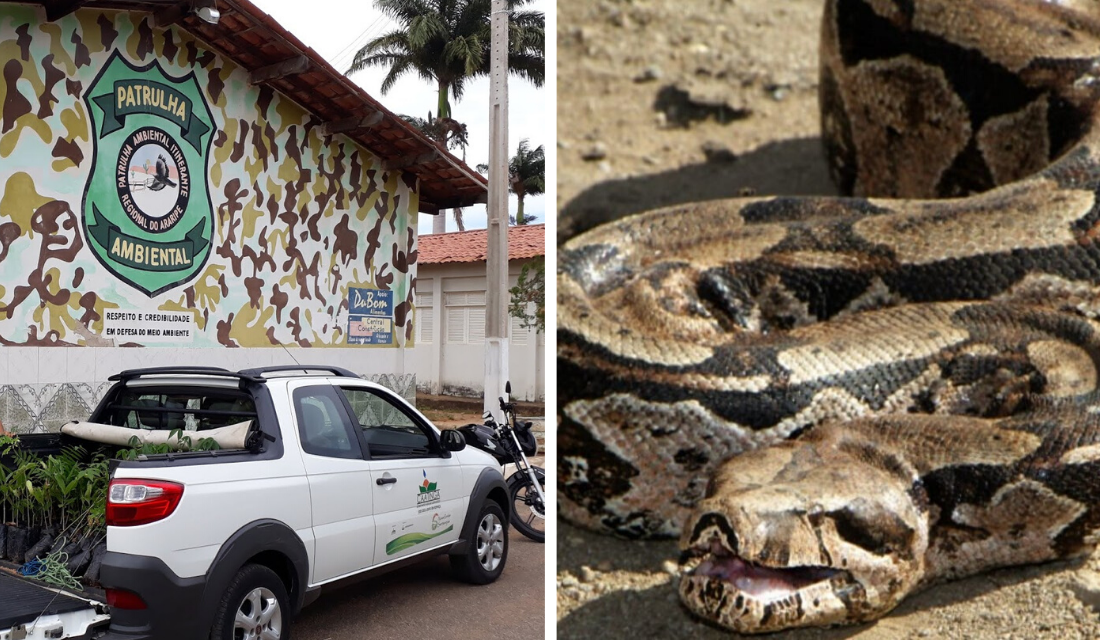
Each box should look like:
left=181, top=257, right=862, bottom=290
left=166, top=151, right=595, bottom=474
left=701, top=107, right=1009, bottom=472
left=105, top=587, right=147, bottom=610
left=106, top=479, right=184, bottom=526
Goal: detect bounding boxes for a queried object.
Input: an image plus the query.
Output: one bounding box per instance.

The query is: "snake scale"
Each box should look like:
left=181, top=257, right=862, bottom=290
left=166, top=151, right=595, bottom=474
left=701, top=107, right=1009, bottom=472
left=559, top=0, right=1100, bottom=633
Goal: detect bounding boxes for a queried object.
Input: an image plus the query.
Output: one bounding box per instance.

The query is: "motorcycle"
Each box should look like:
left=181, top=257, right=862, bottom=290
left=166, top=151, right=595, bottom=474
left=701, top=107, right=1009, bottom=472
left=458, top=383, right=546, bottom=542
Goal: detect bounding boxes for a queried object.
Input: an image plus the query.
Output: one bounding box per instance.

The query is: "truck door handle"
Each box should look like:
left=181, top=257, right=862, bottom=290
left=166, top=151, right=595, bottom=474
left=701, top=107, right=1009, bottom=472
left=376, top=477, right=397, bottom=485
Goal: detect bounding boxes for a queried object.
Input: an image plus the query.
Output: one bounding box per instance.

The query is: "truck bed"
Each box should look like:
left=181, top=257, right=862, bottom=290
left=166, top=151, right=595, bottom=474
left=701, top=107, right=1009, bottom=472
left=0, top=570, right=99, bottom=630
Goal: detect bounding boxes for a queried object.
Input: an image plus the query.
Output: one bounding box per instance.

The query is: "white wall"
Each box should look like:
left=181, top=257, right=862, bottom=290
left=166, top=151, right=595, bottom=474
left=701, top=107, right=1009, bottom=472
left=409, top=260, right=544, bottom=401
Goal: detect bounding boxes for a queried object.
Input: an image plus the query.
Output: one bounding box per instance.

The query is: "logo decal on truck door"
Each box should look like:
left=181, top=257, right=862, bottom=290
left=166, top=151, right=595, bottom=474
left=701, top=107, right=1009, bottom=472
left=385, top=522, right=454, bottom=555
left=416, top=469, right=440, bottom=507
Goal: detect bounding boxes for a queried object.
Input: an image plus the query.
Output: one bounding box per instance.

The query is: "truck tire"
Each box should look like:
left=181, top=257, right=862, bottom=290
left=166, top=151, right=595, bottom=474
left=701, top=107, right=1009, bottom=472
left=450, top=501, right=508, bottom=585
left=210, top=564, right=291, bottom=640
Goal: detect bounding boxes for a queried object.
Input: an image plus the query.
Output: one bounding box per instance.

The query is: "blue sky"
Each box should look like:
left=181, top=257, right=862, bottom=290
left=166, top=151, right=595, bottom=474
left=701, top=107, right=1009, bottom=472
left=252, top=0, right=548, bottom=235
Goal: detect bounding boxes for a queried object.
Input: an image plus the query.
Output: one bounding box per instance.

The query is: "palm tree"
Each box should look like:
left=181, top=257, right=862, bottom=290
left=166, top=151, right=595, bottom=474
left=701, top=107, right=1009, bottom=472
left=348, top=0, right=545, bottom=121
left=476, top=138, right=544, bottom=225
left=506, top=138, right=543, bottom=225
left=399, top=112, right=469, bottom=155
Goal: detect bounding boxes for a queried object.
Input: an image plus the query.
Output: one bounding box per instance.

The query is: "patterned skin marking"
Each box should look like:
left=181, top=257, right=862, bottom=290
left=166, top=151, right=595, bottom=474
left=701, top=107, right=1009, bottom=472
left=560, top=0, right=1100, bottom=632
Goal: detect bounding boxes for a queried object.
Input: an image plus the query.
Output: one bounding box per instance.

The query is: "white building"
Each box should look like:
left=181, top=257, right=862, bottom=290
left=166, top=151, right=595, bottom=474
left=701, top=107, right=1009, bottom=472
left=410, top=225, right=545, bottom=401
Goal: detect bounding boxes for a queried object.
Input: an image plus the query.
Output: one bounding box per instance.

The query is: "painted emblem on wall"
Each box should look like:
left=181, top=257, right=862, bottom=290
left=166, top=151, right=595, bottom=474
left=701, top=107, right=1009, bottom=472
left=82, top=50, right=215, bottom=296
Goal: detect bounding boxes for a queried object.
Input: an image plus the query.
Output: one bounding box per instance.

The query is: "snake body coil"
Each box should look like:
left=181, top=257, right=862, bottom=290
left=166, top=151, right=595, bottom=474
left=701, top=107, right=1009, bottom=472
left=559, top=0, right=1100, bottom=632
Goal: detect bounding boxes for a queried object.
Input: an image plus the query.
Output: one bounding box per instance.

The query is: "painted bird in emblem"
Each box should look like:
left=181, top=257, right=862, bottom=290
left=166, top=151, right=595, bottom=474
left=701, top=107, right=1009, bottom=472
left=148, top=154, right=178, bottom=191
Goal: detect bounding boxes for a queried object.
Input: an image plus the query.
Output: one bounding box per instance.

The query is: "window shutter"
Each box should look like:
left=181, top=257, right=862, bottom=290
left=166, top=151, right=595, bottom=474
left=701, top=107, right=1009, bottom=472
left=511, top=316, right=528, bottom=346
left=419, top=306, right=434, bottom=343
left=446, top=307, right=466, bottom=343
left=469, top=308, right=486, bottom=344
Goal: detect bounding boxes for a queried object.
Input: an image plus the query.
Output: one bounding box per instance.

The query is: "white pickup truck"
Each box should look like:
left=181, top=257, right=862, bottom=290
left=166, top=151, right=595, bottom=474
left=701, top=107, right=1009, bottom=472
left=0, top=366, right=510, bottom=640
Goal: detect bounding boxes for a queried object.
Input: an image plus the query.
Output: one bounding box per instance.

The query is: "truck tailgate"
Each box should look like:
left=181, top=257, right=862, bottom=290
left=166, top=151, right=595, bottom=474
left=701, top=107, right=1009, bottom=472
left=0, top=571, right=106, bottom=636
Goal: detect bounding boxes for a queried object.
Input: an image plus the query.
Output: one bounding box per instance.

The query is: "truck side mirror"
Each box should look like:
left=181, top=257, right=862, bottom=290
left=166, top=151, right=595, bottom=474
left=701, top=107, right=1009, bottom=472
left=441, top=429, right=466, bottom=452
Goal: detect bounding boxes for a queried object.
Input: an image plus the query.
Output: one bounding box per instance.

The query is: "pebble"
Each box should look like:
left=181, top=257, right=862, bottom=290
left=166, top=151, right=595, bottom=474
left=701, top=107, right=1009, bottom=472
left=580, top=565, right=599, bottom=583
left=561, top=574, right=579, bottom=588
left=1071, top=570, right=1100, bottom=612
left=597, top=560, right=613, bottom=572
left=582, top=143, right=608, bottom=161
left=635, top=66, right=663, bottom=83
left=662, top=559, right=680, bottom=575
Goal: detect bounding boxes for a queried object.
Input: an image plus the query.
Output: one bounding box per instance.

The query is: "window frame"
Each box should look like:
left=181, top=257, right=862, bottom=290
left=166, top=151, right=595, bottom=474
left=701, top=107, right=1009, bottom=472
left=444, top=290, right=486, bottom=345
left=335, top=384, right=443, bottom=460
left=416, top=280, right=434, bottom=344
left=292, top=385, right=364, bottom=460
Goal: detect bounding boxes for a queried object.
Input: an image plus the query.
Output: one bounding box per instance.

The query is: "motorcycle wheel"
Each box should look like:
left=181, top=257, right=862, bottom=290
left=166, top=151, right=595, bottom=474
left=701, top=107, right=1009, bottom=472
left=507, top=466, right=545, bottom=543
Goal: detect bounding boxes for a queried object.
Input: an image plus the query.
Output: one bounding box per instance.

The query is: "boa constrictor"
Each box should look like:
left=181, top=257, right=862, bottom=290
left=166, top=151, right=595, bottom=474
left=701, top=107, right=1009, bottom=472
left=559, top=0, right=1100, bottom=633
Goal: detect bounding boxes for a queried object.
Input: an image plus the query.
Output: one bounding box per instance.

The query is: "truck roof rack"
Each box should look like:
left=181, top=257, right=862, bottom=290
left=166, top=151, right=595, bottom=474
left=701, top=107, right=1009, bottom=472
left=238, top=365, right=361, bottom=379
left=109, top=367, right=265, bottom=384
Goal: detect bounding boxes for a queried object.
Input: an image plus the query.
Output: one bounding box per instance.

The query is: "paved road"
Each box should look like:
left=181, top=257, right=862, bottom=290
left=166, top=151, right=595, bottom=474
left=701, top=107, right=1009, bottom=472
left=296, top=527, right=545, bottom=640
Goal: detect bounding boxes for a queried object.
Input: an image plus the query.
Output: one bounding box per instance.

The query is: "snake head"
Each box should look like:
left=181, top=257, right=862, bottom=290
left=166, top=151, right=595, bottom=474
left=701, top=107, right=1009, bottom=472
left=678, top=431, right=930, bottom=633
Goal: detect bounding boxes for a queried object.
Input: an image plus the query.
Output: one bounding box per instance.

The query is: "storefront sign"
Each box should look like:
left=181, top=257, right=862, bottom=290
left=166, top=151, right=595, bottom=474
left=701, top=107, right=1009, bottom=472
left=347, top=287, right=394, bottom=345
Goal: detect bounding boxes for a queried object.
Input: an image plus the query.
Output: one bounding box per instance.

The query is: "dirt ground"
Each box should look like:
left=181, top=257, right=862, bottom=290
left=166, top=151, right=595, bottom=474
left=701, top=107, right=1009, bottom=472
left=555, top=0, right=1100, bottom=637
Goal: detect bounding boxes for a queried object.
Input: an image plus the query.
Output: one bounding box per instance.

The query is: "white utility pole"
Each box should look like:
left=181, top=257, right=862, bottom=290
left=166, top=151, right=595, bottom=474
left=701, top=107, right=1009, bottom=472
left=484, top=0, right=509, bottom=419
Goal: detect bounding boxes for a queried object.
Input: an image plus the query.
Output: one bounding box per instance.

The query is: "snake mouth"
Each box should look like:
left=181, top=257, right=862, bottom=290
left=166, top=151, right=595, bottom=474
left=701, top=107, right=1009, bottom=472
left=681, top=541, right=849, bottom=603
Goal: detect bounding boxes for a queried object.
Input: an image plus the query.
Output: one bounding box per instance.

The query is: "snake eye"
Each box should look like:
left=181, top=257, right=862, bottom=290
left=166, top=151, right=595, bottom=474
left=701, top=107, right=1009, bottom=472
left=827, top=503, right=915, bottom=556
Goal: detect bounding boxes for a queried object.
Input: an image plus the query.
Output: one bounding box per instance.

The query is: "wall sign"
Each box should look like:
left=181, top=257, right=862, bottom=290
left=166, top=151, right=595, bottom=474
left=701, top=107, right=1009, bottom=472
left=103, top=310, right=195, bottom=343
left=82, top=50, right=215, bottom=296
left=347, top=287, right=394, bottom=345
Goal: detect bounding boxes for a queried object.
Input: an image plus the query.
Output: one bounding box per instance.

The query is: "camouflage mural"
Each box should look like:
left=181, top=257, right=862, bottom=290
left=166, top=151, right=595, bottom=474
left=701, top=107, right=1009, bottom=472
left=0, top=6, right=423, bottom=430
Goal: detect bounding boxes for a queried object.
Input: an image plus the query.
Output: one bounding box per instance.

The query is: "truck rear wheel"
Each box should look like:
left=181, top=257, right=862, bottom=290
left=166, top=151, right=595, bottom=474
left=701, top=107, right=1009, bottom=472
left=210, top=564, right=290, bottom=640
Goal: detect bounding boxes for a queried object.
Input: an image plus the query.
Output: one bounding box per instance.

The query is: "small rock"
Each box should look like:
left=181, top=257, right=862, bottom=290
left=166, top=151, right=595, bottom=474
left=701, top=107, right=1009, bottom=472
left=702, top=141, right=737, bottom=164
left=598, top=160, right=612, bottom=173
left=739, top=186, right=757, bottom=197
left=635, top=66, right=662, bottom=83
left=557, top=140, right=571, bottom=150
left=596, top=560, right=613, bottom=572
left=662, top=559, right=680, bottom=575
left=580, top=565, right=599, bottom=583
left=769, top=86, right=789, bottom=101
left=582, top=143, right=607, bottom=161
left=654, top=111, right=667, bottom=128
left=1071, top=570, right=1100, bottom=612
left=917, top=630, right=933, bottom=638
left=642, top=155, right=658, bottom=165
left=561, top=574, right=579, bottom=588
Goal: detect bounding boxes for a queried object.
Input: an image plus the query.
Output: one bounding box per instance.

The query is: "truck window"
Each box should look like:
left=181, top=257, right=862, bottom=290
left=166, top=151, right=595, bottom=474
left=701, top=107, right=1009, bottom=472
left=100, top=387, right=257, bottom=431
left=339, top=388, right=435, bottom=458
left=292, top=386, right=362, bottom=459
